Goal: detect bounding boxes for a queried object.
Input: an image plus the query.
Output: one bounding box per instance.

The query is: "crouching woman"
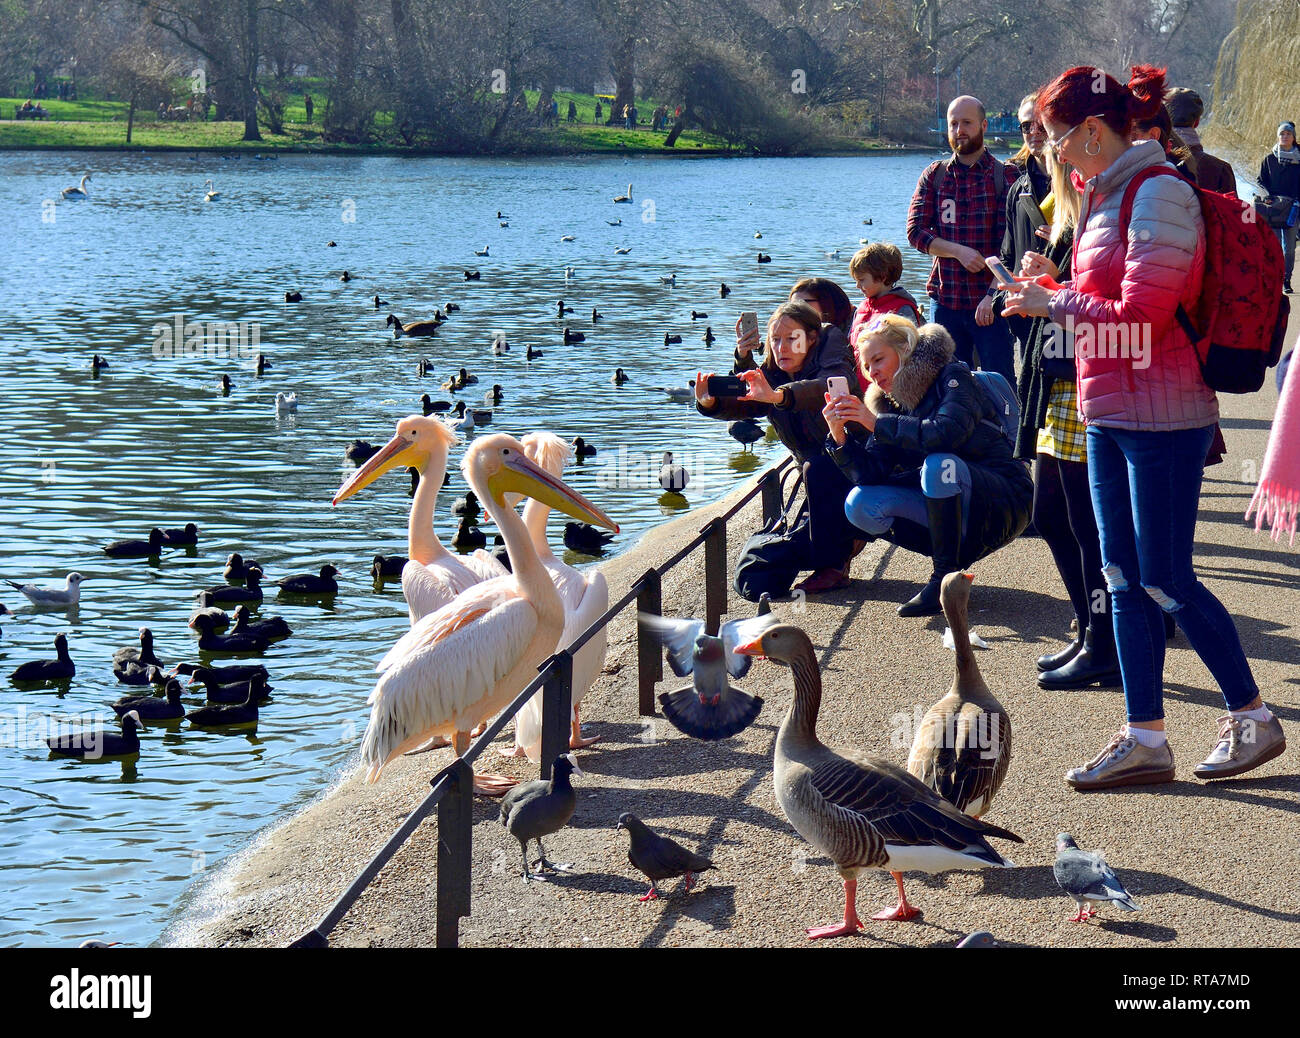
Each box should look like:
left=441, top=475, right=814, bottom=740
left=825, top=315, right=1033, bottom=615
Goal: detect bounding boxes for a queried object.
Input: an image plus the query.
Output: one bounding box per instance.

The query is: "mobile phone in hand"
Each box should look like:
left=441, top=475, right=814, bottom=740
left=826, top=376, right=851, bottom=397
left=707, top=374, right=749, bottom=398
left=984, top=256, right=1016, bottom=287
left=738, top=311, right=759, bottom=339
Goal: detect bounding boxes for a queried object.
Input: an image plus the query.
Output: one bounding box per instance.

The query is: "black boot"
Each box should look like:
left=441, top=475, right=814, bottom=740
left=881, top=518, right=931, bottom=556
left=1037, top=623, right=1121, bottom=689
left=898, top=495, right=962, bottom=618
left=1037, top=635, right=1084, bottom=672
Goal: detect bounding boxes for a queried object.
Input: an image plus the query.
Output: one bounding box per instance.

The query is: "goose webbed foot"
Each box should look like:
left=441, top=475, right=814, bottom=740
left=807, top=879, right=864, bottom=939
left=870, top=872, right=921, bottom=922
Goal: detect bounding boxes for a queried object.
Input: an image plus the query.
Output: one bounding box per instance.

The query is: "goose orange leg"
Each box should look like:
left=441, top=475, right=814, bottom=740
left=806, top=879, right=864, bottom=939
left=871, top=872, right=921, bottom=921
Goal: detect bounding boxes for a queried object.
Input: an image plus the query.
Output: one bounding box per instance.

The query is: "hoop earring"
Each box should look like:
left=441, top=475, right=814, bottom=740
left=1084, top=138, right=1101, bottom=157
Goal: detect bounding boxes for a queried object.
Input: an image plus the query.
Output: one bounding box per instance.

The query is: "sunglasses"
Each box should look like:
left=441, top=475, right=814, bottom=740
left=1020, top=120, right=1044, bottom=134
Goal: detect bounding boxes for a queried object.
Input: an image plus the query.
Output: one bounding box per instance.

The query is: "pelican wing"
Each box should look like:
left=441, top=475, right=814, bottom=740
left=362, top=591, right=537, bottom=781
left=515, top=566, right=608, bottom=761
left=402, top=557, right=484, bottom=625
left=465, top=549, right=510, bottom=583
left=382, top=573, right=515, bottom=671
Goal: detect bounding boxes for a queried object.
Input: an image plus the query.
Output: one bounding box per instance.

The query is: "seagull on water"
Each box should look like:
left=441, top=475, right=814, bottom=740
left=5, top=573, right=84, bottom=607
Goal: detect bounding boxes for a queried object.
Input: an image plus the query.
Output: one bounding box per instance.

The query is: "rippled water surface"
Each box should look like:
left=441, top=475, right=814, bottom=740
left=0, top=148, right=939, bottom=946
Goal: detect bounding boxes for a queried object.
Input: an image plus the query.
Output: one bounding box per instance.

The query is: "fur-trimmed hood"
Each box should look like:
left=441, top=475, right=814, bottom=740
left=865, top=322, right=956, bottom=414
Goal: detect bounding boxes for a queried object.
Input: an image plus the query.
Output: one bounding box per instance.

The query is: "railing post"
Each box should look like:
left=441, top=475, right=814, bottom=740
left=703, top=518, right=727, bottom=636
left=636, top=569, right=662, bottom=716
left=760, top=469, right=781, bottom=525
left=539, top=652, right=572, bottom=777
left=435, top=758, right=473, bottom=948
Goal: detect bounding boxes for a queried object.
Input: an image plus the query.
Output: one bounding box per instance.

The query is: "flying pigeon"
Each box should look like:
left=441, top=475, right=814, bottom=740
left=639, top=607, right=778, bottom=740
left=617, top=812, right=715, bottom=901
left=1053, top=833, right=1140, bottom=922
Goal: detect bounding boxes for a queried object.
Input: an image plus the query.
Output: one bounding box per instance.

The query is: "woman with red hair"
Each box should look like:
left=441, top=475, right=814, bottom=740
left=1004, top=66, right=1286, bottom=791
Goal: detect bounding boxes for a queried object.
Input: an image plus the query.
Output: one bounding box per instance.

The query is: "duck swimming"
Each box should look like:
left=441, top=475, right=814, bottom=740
left=103, top=528, right=165, bottom=558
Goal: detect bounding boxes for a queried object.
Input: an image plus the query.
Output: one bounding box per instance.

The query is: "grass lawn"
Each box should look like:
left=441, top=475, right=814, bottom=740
left=0, top=87, right=891, bottom=154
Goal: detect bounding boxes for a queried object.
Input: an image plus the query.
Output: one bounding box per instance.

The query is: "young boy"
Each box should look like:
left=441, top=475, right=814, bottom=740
left=848, top=243, right=922, bottom=389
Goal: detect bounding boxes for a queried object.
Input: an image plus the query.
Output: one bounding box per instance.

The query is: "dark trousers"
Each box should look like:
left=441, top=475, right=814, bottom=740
left=931, top=301, right=1016, bottom=385
left=803, top=453, right=858, bottom=570
left=1033, top=453, right=1106, bottom=635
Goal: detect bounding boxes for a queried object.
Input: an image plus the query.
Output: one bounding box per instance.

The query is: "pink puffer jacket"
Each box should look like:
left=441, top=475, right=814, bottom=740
left=1048, top=140, right=1217, bottom=431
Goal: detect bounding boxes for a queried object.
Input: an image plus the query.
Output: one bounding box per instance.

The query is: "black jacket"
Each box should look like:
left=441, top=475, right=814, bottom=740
left=1014, top=226, right=1075, bottom=460
left=827, top=323, right=1033, bottom=564
left=1259, top=152, right=1300, bottom=200
left=999, top=163, right=1052, bottom=275
left=698, top=325, right=857, bottom=465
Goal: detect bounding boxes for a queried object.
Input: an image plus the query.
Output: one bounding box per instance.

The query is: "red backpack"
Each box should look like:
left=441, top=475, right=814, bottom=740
left=1120, top=165, right=1289, bottom=393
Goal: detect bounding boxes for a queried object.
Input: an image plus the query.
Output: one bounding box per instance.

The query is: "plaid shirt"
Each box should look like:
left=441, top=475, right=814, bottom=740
left=907, top=149, right=1017, bottom=311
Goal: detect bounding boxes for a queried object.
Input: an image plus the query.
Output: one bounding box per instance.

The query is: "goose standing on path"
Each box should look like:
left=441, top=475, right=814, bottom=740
left=907, top=572, right=1012, bottom=821
left=613, top=184, right=633, bottom=203
left=61, top=174, right=91, bottom=199
left=500, top=433, right=609, bottom=759
left=203, top=179, right=220, bottom=202
left=355, top=434, right=619, bottom=794
left=733, top=624, right=1022, bottom=937
left=332, top=415, right=504, bottom=624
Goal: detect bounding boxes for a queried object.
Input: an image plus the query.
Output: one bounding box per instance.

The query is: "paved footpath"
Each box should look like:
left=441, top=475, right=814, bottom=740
left=172, top=342, right=1298, bottom=949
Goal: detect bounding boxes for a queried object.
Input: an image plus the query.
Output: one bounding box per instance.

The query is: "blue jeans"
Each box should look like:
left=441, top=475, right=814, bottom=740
left=1278, top=223, right=1297, bottom=283
left=844, top=454, right=972, bottom=536
left=931, top=301, right=1015, bottom=386
left=1086, top=424, right=1259, bottom=723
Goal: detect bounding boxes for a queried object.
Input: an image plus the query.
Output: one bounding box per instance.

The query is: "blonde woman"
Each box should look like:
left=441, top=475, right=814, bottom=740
left=824, top=314, right=1033, bottom=616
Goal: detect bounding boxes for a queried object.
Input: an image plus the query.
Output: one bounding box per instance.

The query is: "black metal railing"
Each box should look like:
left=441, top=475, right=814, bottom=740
left=288, top=456, right=795, bottom=948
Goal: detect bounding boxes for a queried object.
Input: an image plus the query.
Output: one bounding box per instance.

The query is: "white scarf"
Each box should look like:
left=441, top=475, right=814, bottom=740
left=1274, top=143, right=1300, bottom=165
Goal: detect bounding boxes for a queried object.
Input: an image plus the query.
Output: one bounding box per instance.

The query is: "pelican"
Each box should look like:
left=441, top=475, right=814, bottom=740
left=613, top=184, right=632, bottom=203
left=204, top=179, right=221, bottom=202
left=358, top=434, right=619, bottom=793
left=499, top=433, right=609, bottom=759
left=61, top=174, right=91, bottom=199
left=332, top=415, right=503, bottom=626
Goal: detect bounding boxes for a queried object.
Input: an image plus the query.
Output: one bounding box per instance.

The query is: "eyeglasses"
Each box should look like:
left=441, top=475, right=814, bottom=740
left=1020, top=120, right=1044, bottom=134
left=1046, top=120, right=1088, bottom=154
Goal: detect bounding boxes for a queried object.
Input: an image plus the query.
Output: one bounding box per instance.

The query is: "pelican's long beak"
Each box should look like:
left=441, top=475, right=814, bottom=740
left=332, top=435, right=423, bottom=505
left=733, top=637, right=765, bottom=658
left=490, top=453, right=619, bottom=533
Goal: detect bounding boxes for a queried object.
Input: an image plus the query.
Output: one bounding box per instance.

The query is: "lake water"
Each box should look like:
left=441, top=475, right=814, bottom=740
left=0, top=148, right=941, bottom=946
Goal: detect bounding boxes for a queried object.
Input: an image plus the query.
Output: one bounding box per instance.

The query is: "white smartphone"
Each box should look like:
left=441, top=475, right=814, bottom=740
left=984, top=255, right=1016, bottom=287
left=826, top=376, right=851, bottom=397
left=738, top=311, right=759, bottom=339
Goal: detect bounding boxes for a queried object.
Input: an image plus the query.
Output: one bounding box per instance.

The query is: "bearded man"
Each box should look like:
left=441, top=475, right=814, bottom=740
left=907, top=95, right=1019, bottom=383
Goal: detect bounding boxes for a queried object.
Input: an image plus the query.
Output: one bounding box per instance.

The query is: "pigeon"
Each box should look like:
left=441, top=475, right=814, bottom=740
left=956, top=931, right=999, bottom=948
left=1053, top=833, right=1140, bottom=922
left=640, top=608, right=779, bottom=740
left=617, top=812, right=714, bottom=901
left=5, top=572, right=84, bottom=607
left=499, top=753, right=582, bottom=880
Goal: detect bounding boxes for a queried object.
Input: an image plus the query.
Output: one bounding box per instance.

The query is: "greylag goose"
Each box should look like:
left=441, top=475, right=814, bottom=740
left=734, top=623, right=1022, bottom=937
left=907, top=572, right=1011, bottom=819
